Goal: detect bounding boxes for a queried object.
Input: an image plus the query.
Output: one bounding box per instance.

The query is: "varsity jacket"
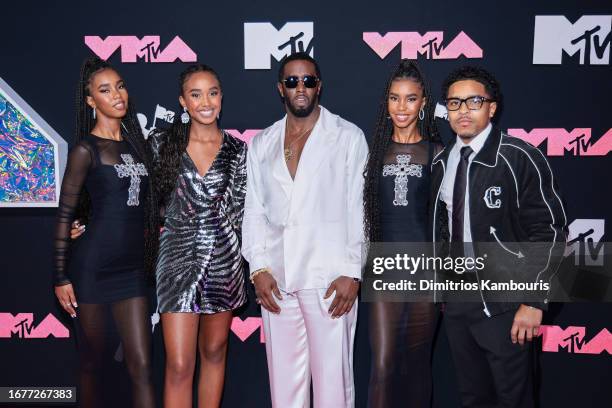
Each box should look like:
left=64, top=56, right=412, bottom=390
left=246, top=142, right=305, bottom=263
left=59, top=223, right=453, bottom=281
left=430, top=127, right=567, bottom=317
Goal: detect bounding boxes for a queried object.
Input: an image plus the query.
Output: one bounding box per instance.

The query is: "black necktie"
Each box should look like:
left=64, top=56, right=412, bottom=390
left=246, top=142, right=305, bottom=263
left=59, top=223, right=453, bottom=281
left=451, top=146, right=473, bottom=243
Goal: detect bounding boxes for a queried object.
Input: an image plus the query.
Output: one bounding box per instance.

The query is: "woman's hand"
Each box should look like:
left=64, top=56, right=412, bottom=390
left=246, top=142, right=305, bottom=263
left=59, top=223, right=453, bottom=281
left=70, top=220, right=86, bottom=239
left=55, top=284, right=78, bottom=318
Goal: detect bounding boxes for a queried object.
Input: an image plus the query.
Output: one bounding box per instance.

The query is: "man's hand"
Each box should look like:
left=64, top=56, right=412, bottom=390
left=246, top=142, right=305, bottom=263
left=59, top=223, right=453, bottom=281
left=511, top=304, right=543, bottom=345
left=70, top=220, right=86, bottom=240
left=253, top=271, right=282, bottom=314
left=324, top=276, right=360, bottom=318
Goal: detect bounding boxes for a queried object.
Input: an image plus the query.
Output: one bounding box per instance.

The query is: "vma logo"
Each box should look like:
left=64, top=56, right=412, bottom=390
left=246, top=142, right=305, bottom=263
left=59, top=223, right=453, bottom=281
left=244, top=22, right=314, bottom=69
left=363, top=31, right=483, bottom=60
left=0, top=313, right=69, bottom=339
left=533, top=15, right=611, bottom=65
left=539, top=325, right=611, bottom=354
left=85, top=36, right=197, bottom=63
left=507, top=128, right=612, bottom=156
left=565, top=219, right=605, bottom=266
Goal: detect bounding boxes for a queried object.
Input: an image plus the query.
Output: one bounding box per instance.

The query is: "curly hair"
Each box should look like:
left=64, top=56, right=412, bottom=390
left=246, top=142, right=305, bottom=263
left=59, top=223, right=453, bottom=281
left=75, top=56, right=159, bottom=275
left=153, top=64, right=221, bottom=206
left=363, top=59, right=439, bottom=243
left=441, top=65, right=502, bottom=115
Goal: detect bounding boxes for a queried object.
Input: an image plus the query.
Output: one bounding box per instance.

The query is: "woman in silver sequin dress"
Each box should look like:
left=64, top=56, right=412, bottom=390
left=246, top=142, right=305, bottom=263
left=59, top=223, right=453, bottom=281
left=149, top=64, right=247, bottom=408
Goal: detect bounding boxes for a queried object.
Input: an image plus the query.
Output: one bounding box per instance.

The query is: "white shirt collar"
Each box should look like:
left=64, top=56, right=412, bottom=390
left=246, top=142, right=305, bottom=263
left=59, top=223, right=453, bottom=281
left=453, top=122, right=492, bottom=156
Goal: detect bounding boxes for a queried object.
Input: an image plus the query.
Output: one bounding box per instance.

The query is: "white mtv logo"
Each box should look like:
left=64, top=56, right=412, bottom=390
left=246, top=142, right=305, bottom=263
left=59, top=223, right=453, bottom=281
left=137, top=104, right=175, bottom=138
left=533, top=15, right=611, bottom=65
left=244, top=22, right=314, bottom=69
left=565, top=219, right=605, bottom=266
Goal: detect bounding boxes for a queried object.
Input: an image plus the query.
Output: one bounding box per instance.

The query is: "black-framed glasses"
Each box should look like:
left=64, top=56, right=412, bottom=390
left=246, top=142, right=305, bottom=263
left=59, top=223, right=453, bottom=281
left=444, top=96, right=494, bottom=111
left=283, top=75, right=319, bottom=88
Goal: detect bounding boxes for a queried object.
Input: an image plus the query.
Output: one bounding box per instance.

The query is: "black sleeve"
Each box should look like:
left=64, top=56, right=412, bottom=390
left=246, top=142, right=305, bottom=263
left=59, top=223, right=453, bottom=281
left=53, top=142, right=92, bottom=286
left=518, top=144, right=567, bottom=310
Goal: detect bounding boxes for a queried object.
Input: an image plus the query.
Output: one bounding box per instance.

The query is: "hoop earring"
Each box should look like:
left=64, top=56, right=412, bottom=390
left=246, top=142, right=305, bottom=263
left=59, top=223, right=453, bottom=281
left=181, top=107, right=190, bottom=124
left=418, top=107, right=424, bottom=121
left=92, top=107, right=96, bottom=120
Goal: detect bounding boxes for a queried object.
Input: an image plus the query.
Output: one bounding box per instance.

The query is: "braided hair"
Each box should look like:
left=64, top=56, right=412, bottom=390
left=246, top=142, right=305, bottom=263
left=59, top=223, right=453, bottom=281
left=153, top=64, right=221, bottom=205
left=75, top=56, right=159, bottom=275
left=363, top=59, right=439, bottom=243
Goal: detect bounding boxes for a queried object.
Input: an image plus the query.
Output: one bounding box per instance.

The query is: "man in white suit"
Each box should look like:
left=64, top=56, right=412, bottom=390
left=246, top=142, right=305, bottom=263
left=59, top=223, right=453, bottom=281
left=242, top=52, right=368, bottom=408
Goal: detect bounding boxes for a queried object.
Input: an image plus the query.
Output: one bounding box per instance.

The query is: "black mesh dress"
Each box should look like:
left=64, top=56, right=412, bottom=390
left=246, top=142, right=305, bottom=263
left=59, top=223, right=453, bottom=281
left=54, top=134, right=155, bottom=408
left=368, top=139, right=441, bottom=408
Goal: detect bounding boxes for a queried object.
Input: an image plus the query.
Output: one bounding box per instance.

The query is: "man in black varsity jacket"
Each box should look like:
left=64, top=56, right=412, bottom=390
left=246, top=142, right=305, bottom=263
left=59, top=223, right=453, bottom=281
left=431, top=66, right=567, bottom=407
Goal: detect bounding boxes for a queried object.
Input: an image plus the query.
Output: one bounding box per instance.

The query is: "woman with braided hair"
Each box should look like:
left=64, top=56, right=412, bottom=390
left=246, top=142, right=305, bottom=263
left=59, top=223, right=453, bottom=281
left=150, top=64, right=247, bottom=408
left=54, top=57, right=158, bottom=407
left=364, top=59, right=443, bottom=408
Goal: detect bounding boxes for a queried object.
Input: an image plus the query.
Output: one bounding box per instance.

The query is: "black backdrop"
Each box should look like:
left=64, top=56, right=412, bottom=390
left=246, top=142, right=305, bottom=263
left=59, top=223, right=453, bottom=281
left=1, top=1, right=610, bottom=407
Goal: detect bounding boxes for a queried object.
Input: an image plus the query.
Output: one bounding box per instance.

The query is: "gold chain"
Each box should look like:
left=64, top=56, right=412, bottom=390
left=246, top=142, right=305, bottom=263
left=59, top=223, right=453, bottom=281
left=284, top=124, right=314, bottom=162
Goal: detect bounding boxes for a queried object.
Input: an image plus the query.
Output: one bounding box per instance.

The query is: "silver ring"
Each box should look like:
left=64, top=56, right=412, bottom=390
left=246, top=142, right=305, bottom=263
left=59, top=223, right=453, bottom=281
left=255, top=298, right=261, bottom=304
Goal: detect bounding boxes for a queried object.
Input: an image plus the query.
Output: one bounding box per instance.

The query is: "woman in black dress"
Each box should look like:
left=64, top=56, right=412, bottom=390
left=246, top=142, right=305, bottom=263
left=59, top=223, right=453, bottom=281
left=363, top=59, right=443, bottom=408
left=54, top=57, right=158, bottom=408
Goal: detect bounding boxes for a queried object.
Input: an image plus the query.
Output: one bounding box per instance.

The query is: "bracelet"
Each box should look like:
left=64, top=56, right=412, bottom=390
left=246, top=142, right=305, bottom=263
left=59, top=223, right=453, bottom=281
left=249, top=267, right=270, bottom=284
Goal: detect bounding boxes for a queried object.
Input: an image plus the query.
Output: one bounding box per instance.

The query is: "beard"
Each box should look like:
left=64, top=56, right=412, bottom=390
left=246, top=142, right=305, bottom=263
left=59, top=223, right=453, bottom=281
left=285, top=95, right=318, bottom=118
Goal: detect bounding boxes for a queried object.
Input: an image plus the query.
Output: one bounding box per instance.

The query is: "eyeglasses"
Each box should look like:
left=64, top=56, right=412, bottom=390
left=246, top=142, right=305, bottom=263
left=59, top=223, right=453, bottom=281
left=283, top=75, right=319, bottom=89
left=444, top=96, right=494, bottom=111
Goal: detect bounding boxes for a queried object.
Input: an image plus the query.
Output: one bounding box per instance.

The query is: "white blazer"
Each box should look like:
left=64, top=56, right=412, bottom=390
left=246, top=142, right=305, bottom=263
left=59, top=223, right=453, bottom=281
left=242, top=106, right=368, bottom=292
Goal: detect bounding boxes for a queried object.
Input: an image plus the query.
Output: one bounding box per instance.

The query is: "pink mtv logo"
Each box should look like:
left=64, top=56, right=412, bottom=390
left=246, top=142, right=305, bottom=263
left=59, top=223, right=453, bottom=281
left=85, top=36, right=197, bottom=63
left=539, top=325, right=611, bottom=354
left=508, top=128, right=612, bottom=156
left=0, top=313, right=69, bottom=339
left=231, top=317, right=264, bottom=343
left=226, top=129, right=260, bottom=145
left=363, top=31, right=483, bottom=60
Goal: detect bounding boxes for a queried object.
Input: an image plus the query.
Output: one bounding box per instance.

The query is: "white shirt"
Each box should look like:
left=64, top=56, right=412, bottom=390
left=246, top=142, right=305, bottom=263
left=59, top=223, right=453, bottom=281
left=241, top=106, right=368, bottom=292
left=440, top=123, right=492, bottom=242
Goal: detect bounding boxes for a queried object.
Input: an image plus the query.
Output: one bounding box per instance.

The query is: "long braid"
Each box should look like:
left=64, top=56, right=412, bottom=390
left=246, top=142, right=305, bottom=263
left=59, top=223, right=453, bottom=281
left=73, top=57, right=110, bottom=223
left=363, top=59, right=439, bottom=243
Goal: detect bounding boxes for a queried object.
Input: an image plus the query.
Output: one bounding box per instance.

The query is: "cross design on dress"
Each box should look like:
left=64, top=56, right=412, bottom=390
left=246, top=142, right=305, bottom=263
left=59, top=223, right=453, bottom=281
left=382, top=154, right=423, bottom=206
left=114, top=154, right=148, bottom=206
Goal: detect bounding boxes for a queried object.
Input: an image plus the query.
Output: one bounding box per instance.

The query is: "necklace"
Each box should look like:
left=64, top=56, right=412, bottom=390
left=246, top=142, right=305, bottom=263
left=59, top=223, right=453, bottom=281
left=284, top=124, right=314, bottom=162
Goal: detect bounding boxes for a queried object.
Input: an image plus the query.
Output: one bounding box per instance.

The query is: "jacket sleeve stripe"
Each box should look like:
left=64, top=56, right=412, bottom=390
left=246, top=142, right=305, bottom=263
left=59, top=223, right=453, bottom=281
left=499, top=152, right=520, bottom=208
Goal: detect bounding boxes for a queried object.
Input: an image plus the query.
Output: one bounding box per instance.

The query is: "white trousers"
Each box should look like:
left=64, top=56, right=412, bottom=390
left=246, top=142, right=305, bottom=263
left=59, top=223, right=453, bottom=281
left=261, top=288, right=358, bottom=408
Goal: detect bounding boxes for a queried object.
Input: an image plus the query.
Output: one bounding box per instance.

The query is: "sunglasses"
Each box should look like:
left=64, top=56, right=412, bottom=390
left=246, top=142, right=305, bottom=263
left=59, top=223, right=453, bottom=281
left=282, top=75, right=319, bottom=88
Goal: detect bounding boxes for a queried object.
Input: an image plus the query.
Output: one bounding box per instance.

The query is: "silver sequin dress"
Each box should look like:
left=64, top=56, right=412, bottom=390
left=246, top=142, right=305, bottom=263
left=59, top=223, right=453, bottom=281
left=150, top=131, right=247, bottom=314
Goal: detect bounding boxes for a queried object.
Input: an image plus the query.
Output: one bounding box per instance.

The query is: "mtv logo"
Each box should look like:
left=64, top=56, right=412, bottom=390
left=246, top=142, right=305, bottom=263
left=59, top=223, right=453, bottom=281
left=565, top=219, right=605, bottom=266
left=137, top=104, right=176, bottom=137
left=539, top=325, right=612, bottom=354
left=533, top=15, right=611, bottom=65
left=244, top=22, right=314, bottom=69
left=0, top=313, right=69, bottom=339
left=507, top=128, right=612, bottom=156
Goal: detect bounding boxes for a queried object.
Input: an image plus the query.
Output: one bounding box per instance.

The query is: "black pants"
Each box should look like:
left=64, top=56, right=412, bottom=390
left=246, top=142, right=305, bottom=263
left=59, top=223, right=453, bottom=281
left=444, top=302, right=535, bottom=408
